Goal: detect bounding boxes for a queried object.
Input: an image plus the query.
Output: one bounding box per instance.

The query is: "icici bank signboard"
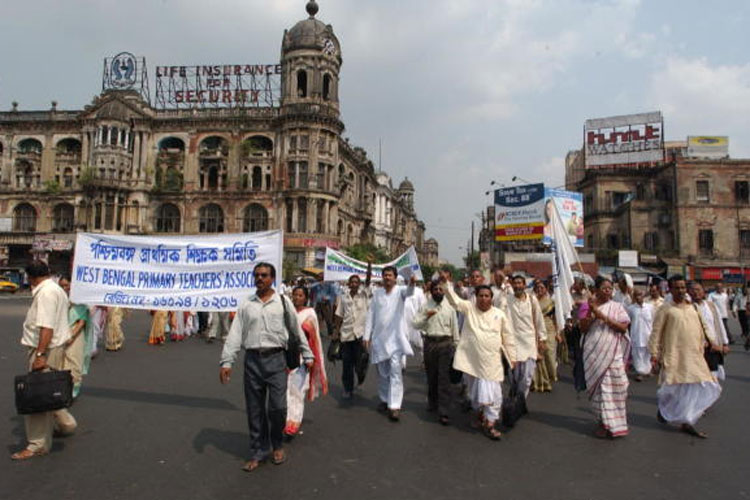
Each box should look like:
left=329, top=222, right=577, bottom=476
left=584, top=111, right=664, bottom=167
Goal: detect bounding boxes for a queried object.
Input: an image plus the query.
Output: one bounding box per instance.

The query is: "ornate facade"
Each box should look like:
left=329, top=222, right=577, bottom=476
left=0, top=2, right=432, bottom=274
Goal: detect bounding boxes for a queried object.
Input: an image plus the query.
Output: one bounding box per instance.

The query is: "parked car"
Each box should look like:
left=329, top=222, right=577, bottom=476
left=0, top=275, right=19, bottom=293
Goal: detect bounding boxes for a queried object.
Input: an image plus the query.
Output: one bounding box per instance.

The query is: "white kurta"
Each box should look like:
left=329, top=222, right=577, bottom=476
left=507, top=293, right=546, bottom=363
left=404, top=287, right=427, bottom=353
left=364, top=285, right=415, bottom=364
left=627, top=303, right=654, bottom=375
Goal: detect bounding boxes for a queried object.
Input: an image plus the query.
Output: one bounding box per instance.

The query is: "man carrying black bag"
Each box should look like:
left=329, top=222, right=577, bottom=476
left=219, top=262, right=314, bottom=472
left=11, top=261, right=77, bottom=461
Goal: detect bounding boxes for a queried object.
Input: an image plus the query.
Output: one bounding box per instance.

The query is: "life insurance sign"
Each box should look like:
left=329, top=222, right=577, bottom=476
left=584, top=111, right=664, bottom=167
left=108, top=52, right=138, bottom=89
left=494, top=183, right=546, bottom=241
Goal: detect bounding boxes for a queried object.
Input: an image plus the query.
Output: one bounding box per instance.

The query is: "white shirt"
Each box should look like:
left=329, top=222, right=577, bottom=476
left=364, top=284, right=414, bottom=363
left=506, top=292, right=547, bottom=362
left=627, top=302, right=654, bottom=347
left=696, top=300, right=729, bottom=345
left=334, top=287, right=371, bottom=342
left=220, top=292, right=313, bottom=367
left=708, top=291, right=729, bottom=319
left=21, top=278, right=71, bottom=349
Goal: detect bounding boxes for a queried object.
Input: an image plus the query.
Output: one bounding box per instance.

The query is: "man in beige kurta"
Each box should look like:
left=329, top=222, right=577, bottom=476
left=507, top=275, right=547, bottom=398
left=441, top=273, right=516, bottom=438
left=649, top=276, right=722, bottom=438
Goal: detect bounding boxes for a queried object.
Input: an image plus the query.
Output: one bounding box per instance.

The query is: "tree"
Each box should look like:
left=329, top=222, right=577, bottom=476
left=463, top=250, right=481, bottom=271
left=343, top=243, right=391, bottom=263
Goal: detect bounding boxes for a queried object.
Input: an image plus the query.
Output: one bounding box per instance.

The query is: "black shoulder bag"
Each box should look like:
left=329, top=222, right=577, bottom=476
left=281, top=295, right=301, bottom=370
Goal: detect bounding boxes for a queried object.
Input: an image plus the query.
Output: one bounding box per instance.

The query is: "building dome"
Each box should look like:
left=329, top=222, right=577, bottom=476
left=398, top=177, right=415, bottom=192
left=283, top=1, right=340, bottom=54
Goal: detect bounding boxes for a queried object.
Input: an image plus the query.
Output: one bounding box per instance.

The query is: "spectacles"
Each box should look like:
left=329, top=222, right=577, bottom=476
left=254, top=273, right=270, bottom=279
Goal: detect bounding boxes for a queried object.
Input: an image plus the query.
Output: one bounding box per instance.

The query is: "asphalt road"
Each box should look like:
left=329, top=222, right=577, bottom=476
left=2, top=297, right=748, bottom=500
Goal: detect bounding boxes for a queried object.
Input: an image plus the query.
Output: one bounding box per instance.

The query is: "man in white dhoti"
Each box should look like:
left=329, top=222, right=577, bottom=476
left=440, top=271, right=516, bottom=440
left=689, top=282, right=730, bottom=382
left=363, top=266, right=416, bottom=422
left=650, top=275, right=723, bottom=439
left=507, top=275, right=547, bottom=398
left=627, top=289, right=654, bottom=381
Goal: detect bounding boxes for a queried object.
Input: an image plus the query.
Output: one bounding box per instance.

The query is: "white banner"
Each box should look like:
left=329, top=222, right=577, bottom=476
left=70, top=230, right=283, bottom=311
left=323, top=247, right=423, bottom=282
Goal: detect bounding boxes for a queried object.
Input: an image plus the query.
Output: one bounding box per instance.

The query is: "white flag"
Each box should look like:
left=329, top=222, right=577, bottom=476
left=549, top=202, right=580, bottom=332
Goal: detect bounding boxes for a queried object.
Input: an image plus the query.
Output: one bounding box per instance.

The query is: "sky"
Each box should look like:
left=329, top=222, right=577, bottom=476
left=1, top=0, right=749, bottom=265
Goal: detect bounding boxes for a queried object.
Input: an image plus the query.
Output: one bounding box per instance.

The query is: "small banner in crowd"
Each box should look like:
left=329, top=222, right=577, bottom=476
left=323, top=247, right=423, bottom=282
left=70, top=231, right=283, bottom=311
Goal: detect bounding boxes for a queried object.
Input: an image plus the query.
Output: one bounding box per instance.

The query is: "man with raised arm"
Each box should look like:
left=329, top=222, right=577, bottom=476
left=363, top=265, right=416, bottom=422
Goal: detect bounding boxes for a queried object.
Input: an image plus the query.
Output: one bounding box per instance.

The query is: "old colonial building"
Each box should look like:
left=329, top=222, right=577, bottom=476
left=568, top=138, right=750, bottom=281
left=0, top=1, right=433, bottom=274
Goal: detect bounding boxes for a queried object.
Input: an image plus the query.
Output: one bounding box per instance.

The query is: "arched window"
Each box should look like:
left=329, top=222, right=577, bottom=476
left=296, top=70, right=307, bottom=97
left=337, top=219, right=343, bottom=236
left=199, top=136, right=228, bottom=191
left=110, top=127, right=119, bottom=146
left=199, top=204, right=224, bottom=233
left=243, top=136, right=273, bottom=157
left=13, top=203, right=37, bottom=232
left=323, top=74, right=332, bottom=101
left=159, top=137, right=185, bottom=151
left=52, top=203, right=75, bottom=232
left=18, top=138, right=42, bottom=154
left=155, top=203, right=181, bottom=233
left=243, top=204, right=269, bottom=233
left=252, top=166, right=263, bottom=191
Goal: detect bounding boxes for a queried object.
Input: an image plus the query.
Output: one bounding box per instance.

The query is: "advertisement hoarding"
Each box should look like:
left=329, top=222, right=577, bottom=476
left=543, top=188, right=584, bottom=248
left=686, top=136, right=729, bottom=159
left=494, top=183, right=546, bottom=241
left=584, top=111, right=664, bottom=167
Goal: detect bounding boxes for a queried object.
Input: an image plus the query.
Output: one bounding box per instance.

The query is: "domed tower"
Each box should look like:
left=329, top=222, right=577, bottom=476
left=398, top=177, right=415, bottom=212
left=281, top=0, right=342, bottom=114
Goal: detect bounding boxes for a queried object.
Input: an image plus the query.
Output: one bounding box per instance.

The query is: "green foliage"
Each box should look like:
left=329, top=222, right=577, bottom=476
left=343, top=243, right=392, bottom=264
left=44, top=179, right=61, bottom=195
left=77, top=165, right=96, bottom=188
left=282, top=259, right=300, bottom=281
left=164, top=168, right=183, bottom=191
left=463, top=250, right=481, bottom=271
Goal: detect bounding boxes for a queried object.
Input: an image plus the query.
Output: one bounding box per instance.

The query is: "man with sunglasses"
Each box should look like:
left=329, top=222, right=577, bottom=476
left=219, top=262, right=314, bottom=472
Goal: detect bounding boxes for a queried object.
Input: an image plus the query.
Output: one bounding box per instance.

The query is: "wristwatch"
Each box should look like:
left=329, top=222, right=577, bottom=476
left=35, top=350, right=47, bottom=358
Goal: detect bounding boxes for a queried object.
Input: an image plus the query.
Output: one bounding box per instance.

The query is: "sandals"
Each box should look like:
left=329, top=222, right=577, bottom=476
left=11, top=448, right=48, bottom=461
left=241, top=459, right=262, bottom=472
left=681, top=424, right=708, bottom=439
left=483, top=424, right=502, bottom=441
left=271, top=449, right=287, bottom=465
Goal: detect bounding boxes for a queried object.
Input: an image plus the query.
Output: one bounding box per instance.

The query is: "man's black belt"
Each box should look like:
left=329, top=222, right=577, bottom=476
left=423, top=336, right=453, bottom=343
left=248, top=347, right=284, bottom=356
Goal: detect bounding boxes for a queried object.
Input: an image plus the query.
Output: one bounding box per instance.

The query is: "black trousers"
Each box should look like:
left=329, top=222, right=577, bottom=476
left=341, top=339, right=362, bottom=393
left=739, top=311, right=749, bottom=337
left=243, top=350, right=287, bottom=460
left=423, top=338, right=454, bottom=416
left=722, top=318, right=732, bottom=342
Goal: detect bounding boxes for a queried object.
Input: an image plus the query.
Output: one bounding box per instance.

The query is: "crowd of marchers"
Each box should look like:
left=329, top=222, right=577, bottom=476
left=11, top=259, right=733, bottom=472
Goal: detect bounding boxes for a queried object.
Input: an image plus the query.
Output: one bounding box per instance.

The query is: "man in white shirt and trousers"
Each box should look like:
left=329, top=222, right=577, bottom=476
left=507, top=275, right=547, bottom=398
left=364, top=265, right=416, bottom=422
left=708, top=285, right=732, bottom=344
left=627, top=289, right=655, bottom=382
left=690, top=282, right=730, bottom=382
